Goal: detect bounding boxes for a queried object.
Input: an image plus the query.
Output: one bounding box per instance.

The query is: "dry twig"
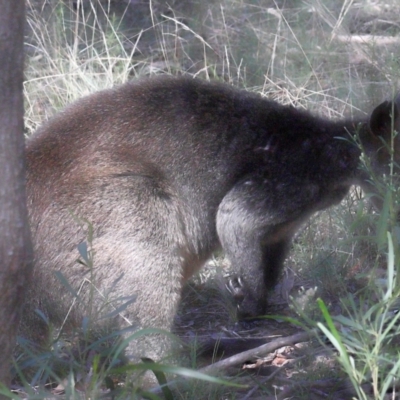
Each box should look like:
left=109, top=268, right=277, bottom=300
left=200, top=329, right=315, bottom=376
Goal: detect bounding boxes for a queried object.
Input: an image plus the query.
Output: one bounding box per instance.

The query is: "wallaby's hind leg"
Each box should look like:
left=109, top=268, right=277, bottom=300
left=217, top=173, right=319, bottom=319
left=28, top=173, right=192, bottom=364
left=88, top=235, right=185, bottom=363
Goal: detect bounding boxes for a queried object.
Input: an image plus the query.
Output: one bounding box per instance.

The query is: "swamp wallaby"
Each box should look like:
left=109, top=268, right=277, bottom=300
left=24, top=75, right=400, bottom=366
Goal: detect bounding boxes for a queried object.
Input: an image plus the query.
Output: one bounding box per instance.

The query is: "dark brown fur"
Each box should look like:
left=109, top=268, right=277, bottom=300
left=23, top=76, right=400, bottom=366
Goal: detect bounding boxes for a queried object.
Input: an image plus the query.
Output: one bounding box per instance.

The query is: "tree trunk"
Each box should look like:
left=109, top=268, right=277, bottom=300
left=0, top=0, right=33, bottom=393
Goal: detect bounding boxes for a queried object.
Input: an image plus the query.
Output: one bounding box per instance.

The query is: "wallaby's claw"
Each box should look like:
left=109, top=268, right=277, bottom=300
left=226, top=276, right=245, bottom=302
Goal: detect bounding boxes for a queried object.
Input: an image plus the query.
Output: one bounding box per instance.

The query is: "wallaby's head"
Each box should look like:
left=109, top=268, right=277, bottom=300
left=366, top=93, right=400, bottom=164
left=356, top=93, right=400, bottom=209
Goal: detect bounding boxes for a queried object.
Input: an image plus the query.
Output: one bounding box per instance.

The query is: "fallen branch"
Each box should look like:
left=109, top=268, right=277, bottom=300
left=200, top=328, right=316, bottom=376
left=334, top=34, right=400, bottom=45
left=151, top=327, right=323, bottom=396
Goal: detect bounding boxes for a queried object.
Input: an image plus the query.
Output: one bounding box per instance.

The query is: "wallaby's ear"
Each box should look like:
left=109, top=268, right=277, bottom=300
left=369, top=94, right=400, bottom=141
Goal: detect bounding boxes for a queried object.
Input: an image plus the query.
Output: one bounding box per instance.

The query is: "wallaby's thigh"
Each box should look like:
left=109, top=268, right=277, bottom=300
left=28, top=174, right=191, bottom=362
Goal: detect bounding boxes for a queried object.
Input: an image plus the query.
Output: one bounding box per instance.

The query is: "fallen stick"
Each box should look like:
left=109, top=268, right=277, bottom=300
left=150, top=328, right=319, bottom=396
left=200, top=328, right=316, bottom=375
left=334, top=34, right=400, bottom=45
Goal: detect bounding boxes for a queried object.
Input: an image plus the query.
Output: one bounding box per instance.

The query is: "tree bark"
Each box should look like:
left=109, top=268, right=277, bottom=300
left=0, top=0, right=33, bottom=393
